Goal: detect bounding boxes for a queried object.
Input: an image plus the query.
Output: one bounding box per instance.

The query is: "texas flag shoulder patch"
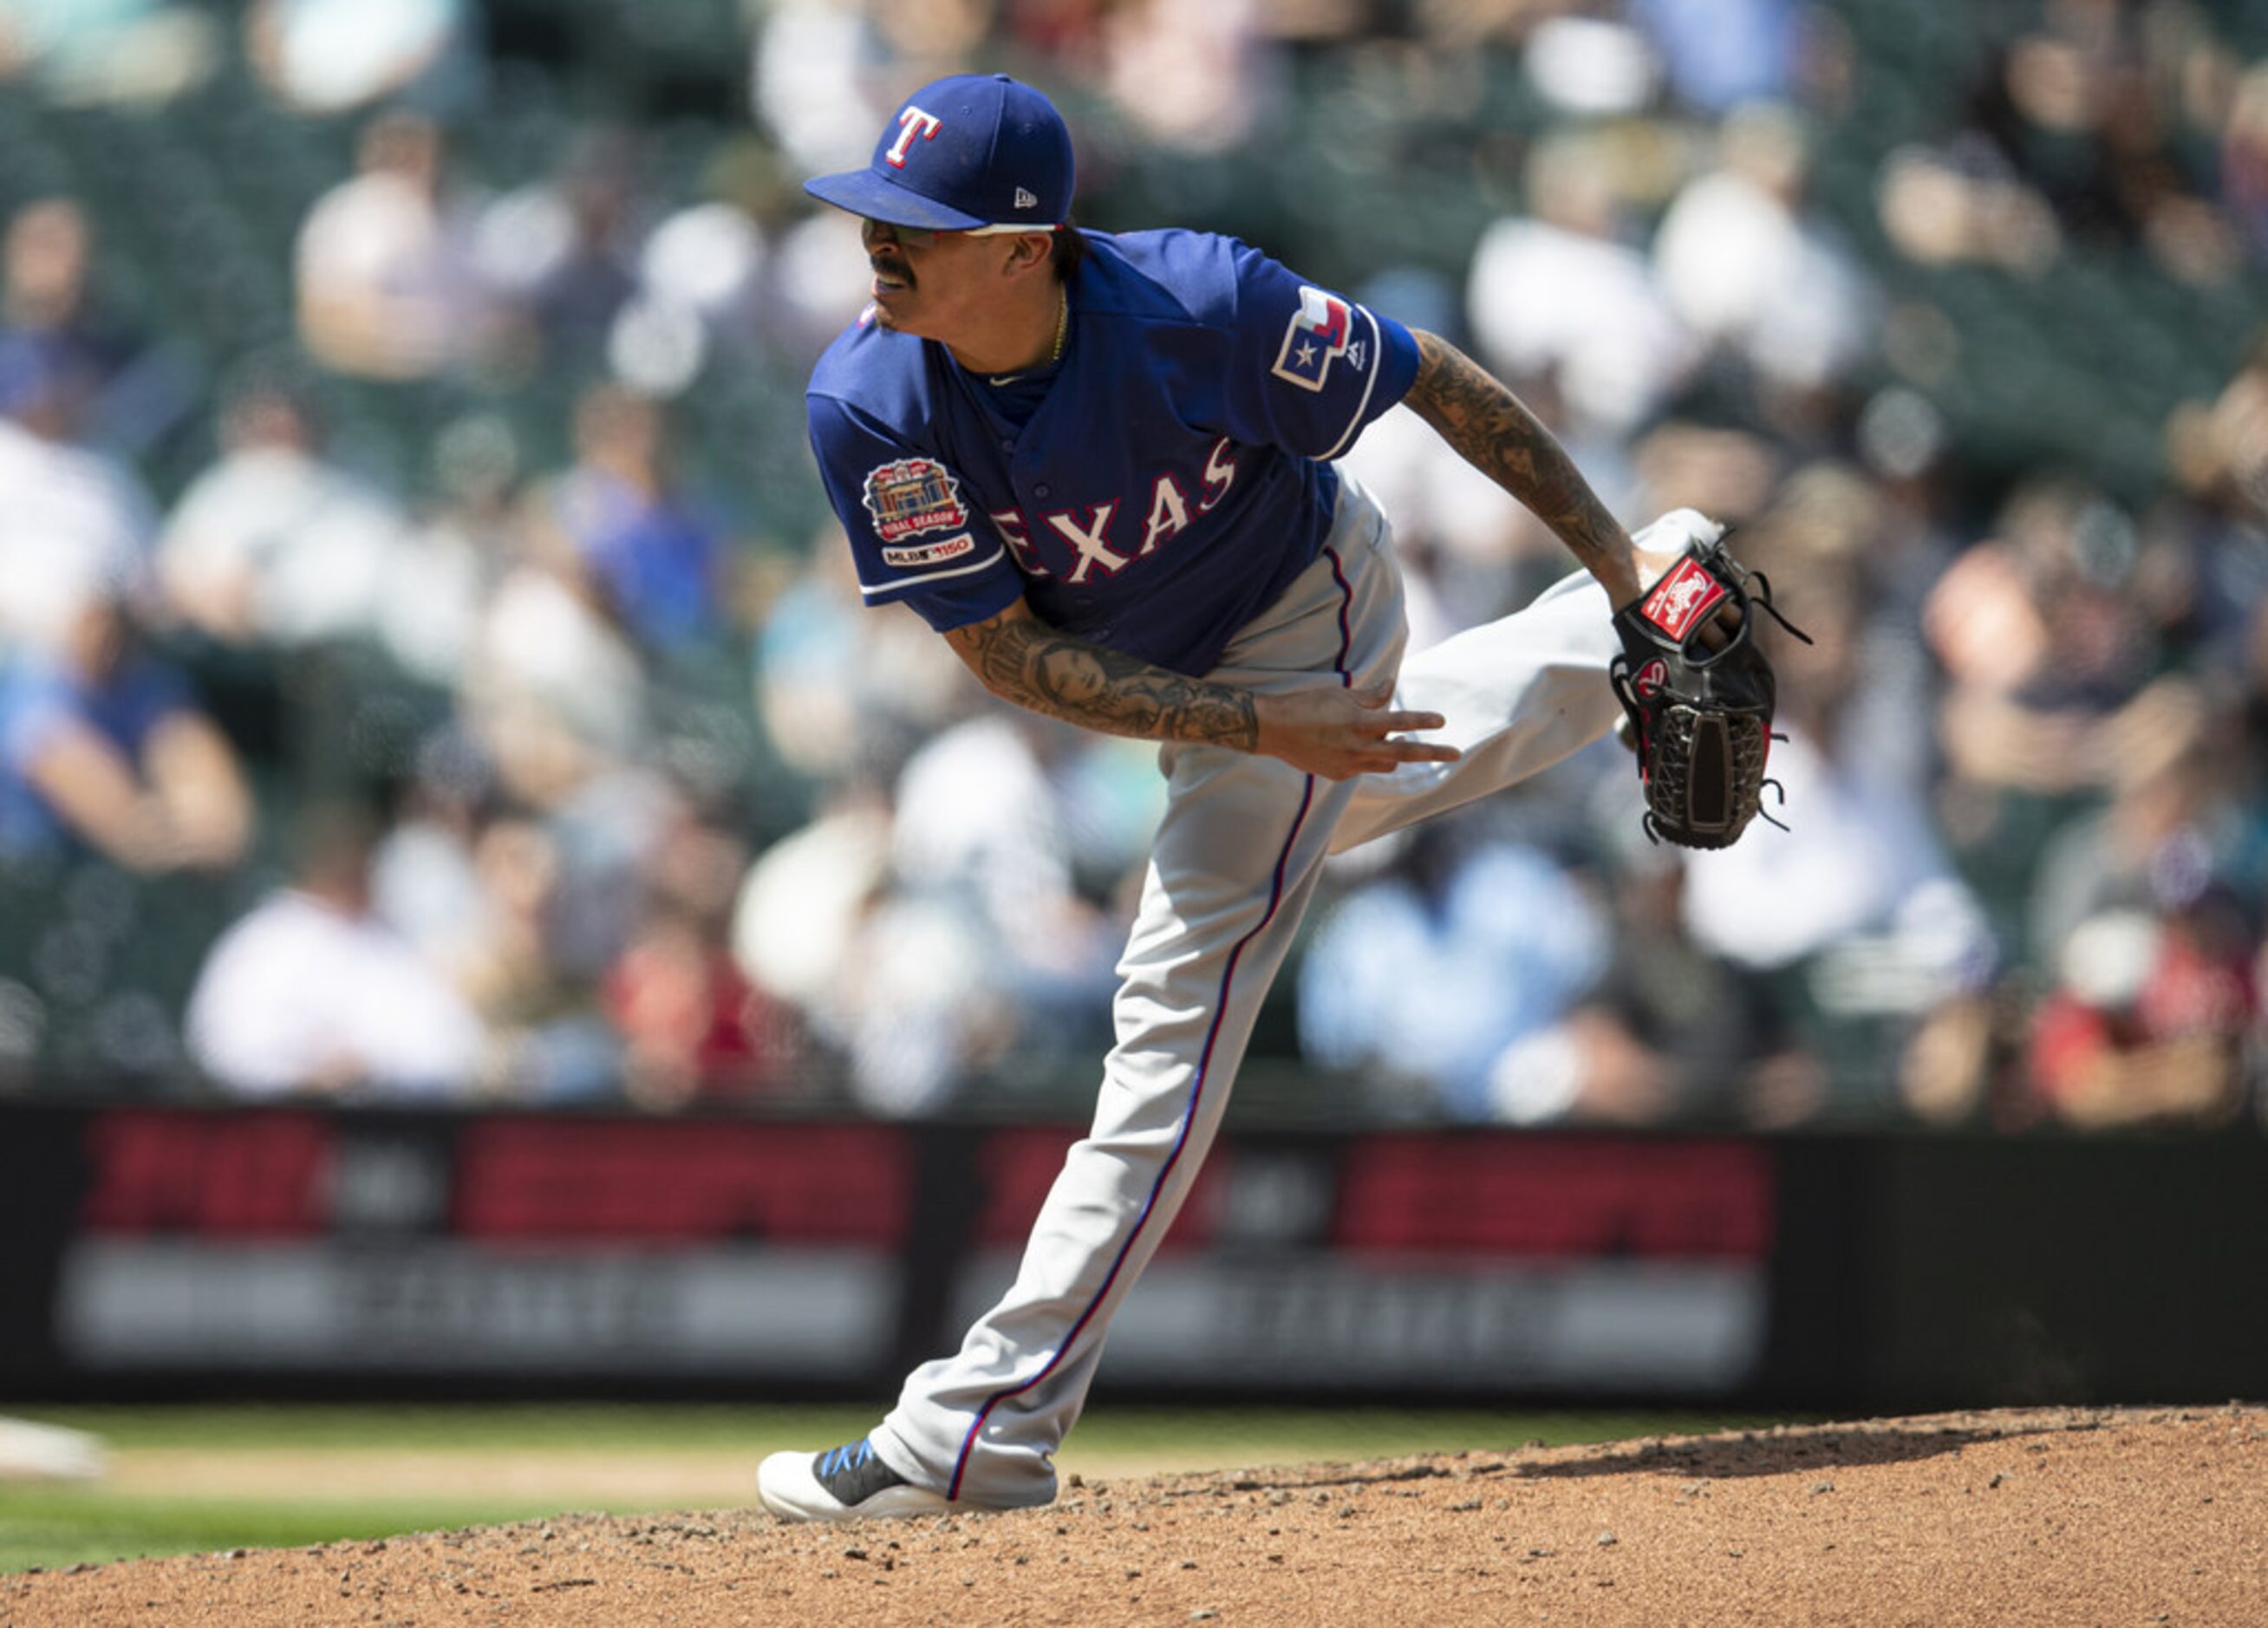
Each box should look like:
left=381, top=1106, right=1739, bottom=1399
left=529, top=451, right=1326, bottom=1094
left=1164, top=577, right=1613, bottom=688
left=1638, top=556, right=1730, bottom=642
left=1270, top=286, right=1358, bottom=393
left=861, top=457, right=968, bottom=543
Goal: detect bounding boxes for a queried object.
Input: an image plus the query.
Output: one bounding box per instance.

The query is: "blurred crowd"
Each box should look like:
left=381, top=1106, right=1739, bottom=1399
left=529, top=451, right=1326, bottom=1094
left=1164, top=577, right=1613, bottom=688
left=0, top=0, right=2263, bottom=1134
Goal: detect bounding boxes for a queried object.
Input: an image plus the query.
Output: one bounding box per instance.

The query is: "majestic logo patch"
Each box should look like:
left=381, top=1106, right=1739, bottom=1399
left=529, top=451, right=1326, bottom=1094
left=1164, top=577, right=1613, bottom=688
left=1639, top=557, right=1730, bottom=642
left=862, top=458, right=968, bottom=543
left=882, top=531, right=977, bottom=569
left=1271, top=286, right=1355, bottom=392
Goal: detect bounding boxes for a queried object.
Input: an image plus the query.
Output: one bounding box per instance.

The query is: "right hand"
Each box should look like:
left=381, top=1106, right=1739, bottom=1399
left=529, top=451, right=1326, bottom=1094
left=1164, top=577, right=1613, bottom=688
left=1254, top=681, right=1460, bottom=779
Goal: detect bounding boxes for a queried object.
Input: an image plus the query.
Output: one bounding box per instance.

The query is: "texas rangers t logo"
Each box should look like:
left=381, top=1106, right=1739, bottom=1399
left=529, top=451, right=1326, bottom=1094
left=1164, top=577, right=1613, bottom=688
left=1271, top=286, right=1355, bottom=392
left=885, top=107, right=942, bottom=166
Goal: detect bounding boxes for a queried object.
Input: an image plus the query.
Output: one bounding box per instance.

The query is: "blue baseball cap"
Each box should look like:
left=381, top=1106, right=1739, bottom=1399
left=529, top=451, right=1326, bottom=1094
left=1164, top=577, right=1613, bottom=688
left=805, top=74, right=1073, bottom=232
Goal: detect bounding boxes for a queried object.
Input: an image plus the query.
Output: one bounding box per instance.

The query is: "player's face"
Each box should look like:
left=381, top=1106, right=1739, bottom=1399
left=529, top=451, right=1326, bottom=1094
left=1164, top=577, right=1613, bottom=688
left=860, top=218, right=1015, bottom=341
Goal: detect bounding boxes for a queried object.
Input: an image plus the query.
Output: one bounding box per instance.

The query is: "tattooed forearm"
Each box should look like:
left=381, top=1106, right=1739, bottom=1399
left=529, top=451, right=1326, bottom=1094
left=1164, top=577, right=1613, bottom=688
left=1404, top=329, right=1630, bottom=576
left=948, top=611, right=1260, bottom=750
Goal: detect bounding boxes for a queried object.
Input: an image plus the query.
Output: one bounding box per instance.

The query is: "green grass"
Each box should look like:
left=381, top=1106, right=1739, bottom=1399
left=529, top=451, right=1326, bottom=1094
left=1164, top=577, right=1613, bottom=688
left=9, top=1403, right=883, bottom=1454
left=0, top=1487, right=570, bottom=1576
left=0, top=1403, right=1780, bottom=1575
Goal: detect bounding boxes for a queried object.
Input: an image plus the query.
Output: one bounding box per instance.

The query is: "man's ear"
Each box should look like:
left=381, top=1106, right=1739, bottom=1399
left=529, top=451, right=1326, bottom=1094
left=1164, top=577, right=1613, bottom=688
left=1002, top=231, right=1055, bottom=277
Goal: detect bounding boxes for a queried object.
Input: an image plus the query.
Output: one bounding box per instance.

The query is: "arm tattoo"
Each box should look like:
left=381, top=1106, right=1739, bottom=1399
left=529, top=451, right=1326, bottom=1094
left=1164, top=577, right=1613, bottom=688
left=1404, top=329, right=1627, bottom=572
left=949, top=613, right=1260, bottom=751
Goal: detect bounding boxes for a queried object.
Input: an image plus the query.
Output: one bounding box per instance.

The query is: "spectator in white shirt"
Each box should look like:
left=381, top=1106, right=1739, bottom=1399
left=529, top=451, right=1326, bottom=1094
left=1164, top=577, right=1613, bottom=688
left=1652, top=103, right=1877, bottom=399
left=1463, top=133, right=1695, bottom=440
left=186, top=802, right=486, bottom=1099
left=0, top=333, right=158, bottom=658
left=157, top=368, right=414, bottom=651
left=294, top=110, right=486, bottom=380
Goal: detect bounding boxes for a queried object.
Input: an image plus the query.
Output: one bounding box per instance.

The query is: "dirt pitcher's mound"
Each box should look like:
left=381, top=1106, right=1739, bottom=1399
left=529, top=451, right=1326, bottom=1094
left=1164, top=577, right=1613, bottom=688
left=7, top=1406, right=2265, bottom=1626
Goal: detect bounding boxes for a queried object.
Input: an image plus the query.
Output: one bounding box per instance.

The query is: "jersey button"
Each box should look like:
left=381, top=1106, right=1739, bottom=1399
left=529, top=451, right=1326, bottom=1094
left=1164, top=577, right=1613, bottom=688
left=1034, top=485, right=1052, bottom=498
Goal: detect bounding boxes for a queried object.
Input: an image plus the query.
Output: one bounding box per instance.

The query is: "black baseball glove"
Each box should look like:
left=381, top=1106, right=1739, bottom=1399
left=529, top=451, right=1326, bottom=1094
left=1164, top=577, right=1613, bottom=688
left=1609, top=531, right=1809, bottom=850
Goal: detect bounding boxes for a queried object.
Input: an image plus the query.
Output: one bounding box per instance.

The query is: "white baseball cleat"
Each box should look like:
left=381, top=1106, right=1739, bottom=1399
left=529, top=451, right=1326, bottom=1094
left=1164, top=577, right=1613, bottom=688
left=757, top=1437, right=953, bottom=1522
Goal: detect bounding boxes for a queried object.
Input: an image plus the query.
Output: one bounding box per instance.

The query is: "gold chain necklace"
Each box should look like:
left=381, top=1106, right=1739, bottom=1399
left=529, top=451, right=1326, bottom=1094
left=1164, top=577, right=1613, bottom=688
left=989, top=286, right=1068, bottom=386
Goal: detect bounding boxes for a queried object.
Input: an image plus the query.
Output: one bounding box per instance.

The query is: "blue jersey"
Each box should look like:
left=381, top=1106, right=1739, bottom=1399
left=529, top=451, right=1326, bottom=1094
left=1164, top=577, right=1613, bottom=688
left=806, top=228, right=1421, bottom=675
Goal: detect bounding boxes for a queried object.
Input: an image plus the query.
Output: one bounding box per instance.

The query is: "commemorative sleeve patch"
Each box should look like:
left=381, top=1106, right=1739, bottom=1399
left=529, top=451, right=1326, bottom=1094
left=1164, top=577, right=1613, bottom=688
left=861, top=457, right=968, bottom=543
left=880, top=531, right=977, bottom=568
left=1271, top=286, right=1359, bottom=393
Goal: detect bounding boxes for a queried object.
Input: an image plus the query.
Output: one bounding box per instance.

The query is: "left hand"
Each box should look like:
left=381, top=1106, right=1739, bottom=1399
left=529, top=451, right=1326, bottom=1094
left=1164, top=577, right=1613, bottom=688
left=1608, top=524, right=1808, bottom=849
left=1627, top=508, right=1742, bottom=652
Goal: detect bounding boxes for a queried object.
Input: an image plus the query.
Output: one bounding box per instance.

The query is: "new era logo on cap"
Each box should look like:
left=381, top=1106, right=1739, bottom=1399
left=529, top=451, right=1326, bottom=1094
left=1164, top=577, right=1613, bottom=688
left=804, top=74, right=1075, bottom=233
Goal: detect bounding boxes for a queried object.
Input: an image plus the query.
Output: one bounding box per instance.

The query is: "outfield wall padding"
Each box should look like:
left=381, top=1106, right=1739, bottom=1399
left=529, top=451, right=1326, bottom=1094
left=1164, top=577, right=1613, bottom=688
left=1, top=1103, right=2261, bottom=1409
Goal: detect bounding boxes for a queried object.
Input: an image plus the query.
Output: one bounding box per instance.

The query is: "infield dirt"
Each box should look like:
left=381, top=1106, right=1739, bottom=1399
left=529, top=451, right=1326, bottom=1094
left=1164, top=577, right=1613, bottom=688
left=6, top=1405, right=2263, bottom=1625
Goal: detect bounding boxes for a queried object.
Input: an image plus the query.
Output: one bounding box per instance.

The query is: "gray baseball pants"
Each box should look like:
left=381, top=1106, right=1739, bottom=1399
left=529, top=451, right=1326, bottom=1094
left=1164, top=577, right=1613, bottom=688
left=871, top=477, right=1653, bottom=1507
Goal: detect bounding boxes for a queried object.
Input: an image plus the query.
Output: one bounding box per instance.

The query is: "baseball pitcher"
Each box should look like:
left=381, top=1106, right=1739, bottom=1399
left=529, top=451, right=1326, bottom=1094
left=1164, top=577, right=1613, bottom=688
left=759, top=73, right=1784, bottom=1521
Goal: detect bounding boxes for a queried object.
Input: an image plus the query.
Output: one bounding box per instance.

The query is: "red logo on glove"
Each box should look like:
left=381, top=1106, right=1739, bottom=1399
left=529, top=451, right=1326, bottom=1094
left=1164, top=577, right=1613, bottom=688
left=1633, top=657, right=1668, bottom=699
left=1639, top=557, right=1729, bottom=642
